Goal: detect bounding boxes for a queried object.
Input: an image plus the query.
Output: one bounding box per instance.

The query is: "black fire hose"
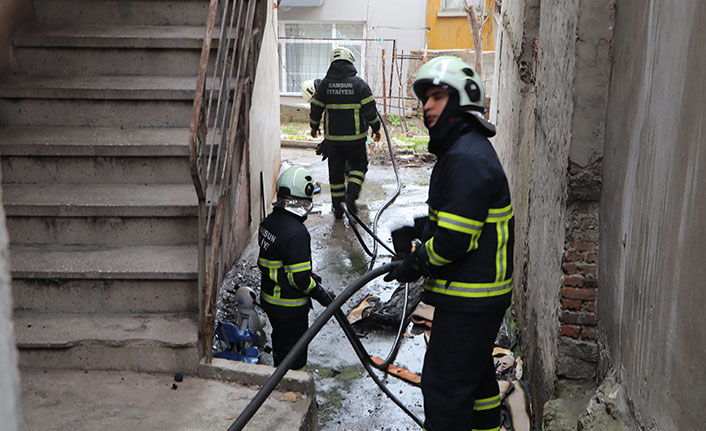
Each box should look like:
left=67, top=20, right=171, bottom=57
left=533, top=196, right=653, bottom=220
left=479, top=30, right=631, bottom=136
left=228, top=262, right=424, bottom=430
left=344, top=112, right=401, bottom=266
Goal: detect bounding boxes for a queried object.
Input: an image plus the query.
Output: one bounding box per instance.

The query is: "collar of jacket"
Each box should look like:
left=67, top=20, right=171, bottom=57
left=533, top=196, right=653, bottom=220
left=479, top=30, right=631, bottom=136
left=273, top=206, right=307, bottom=223
left=326, top=60, right=357, bottom=79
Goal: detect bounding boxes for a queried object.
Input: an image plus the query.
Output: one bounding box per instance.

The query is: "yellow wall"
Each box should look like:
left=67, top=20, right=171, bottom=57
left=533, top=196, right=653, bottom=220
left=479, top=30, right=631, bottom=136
left=425, top=0, right=496, bottom=51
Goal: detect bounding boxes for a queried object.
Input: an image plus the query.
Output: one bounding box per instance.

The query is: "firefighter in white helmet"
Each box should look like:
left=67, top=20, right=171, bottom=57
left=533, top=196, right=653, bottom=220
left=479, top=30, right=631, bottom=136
left=257, top=165, right=333, bottom=370
left=309, top=47, right=381, bottom=219
left=385, top=56, right=513, bottom=430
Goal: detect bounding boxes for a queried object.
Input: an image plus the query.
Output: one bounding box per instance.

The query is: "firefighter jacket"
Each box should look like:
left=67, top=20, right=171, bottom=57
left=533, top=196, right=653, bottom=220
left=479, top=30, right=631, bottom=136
left=310, top=60, right=381, bottom=143
left=257, top=207, right=318, bottom=309
left=417, top=120, right=514, bottom=313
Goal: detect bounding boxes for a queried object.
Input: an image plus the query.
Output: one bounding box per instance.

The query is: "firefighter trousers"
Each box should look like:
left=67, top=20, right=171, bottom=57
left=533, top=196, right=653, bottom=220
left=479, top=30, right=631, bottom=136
left=421, top=308, right=505, bottom=431
left=262, top=302, right=309, bottom=370
left=327, top=140, right=368, bottom=208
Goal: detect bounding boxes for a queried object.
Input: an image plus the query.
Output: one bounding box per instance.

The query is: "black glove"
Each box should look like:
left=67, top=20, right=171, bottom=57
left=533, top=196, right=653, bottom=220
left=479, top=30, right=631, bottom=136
left=383, top=252, right=422, bottom=283
left=315, top=141, right=328, bottom=161
left=310, top=283, right=335, bottom=307
left=391, top=225, right=416, bottom=260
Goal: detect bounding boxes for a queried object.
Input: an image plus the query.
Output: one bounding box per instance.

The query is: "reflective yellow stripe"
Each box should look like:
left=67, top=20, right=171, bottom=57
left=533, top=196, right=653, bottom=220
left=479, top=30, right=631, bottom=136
left=311, top=98, right=325, bottom=107
left=424, top=278, right=512, bottom=298
left=324, top=132, right=368, bottom=141
left=425, top=238, right=452, bottom=266
left=258, top=258, right=283, bottom=269
left=348, top=170, right=365, bottom=186
left=472, top=427, right=500, bottom=431
left=303, top=277, right=316, bottom=294
left=327, top=103, right=362, bottom=109
left=437, top=210, right=483, bottom=235
left=428, top=207, right=439, bottom=222
left=330, top=183, right=345, bottom=198
left=369, top=115, right=380, bottom=124
left=284, top=261, right=312, bottom=273
left=354, top=107, right=360, bottom=134
left=486, top=204, right=513, bottom=221
left=360, top=95, right=374, bottom=105
left=495, top=218, right=509, bottom=282
left=474, top=394, right=501, bottom=411
left=261, top=291, right=309, bottom=307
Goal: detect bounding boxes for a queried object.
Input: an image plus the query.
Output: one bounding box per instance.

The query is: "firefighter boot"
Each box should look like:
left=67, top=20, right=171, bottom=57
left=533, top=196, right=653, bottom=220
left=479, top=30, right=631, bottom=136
left=332, top=198, right=344, bottom=220
left=345, top=193, right=358, bottom=216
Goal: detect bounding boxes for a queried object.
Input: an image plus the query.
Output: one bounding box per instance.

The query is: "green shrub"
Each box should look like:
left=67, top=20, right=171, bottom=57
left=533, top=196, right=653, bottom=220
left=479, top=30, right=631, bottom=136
left=387, top=115, right=401, bottom=127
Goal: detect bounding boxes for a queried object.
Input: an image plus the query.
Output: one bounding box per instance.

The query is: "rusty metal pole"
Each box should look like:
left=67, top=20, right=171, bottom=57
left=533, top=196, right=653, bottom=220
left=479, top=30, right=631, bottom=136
left=381, top=48, right=387, bottom=119
left=389, top=41, right=395, bottom=117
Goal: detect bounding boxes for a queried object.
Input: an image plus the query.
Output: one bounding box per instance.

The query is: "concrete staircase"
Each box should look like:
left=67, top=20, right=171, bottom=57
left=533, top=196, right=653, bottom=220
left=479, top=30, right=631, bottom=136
left=0, top=0, right=211, bottom=374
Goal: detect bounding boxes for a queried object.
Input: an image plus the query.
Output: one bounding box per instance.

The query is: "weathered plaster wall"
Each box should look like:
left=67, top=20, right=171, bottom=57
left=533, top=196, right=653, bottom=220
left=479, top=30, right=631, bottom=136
left=0, top=0, right=31, bottom=78
left=493, top=0, right=614, bottom=419
left=250, top=1, right=282, bottom=224
left=490, top=0, right=548, bottom=409
left=599, top=0, right=706, bottom=428
left=0, top=173, right=21, bottom=430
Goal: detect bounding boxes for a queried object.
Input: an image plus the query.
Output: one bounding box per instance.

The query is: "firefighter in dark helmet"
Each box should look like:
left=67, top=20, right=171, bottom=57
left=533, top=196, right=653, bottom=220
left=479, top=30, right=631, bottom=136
left=257, top=165, right=333, bottom=370
left=309, top=47, right=381, bottom=219
left=385, top=56, right=514, bottom=431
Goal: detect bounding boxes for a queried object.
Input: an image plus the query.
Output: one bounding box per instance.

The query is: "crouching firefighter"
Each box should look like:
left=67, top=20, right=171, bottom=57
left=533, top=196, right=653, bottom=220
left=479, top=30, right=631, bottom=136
left=258, top=165, right=334, bottom=370
left=309, top=47, right=381, bottom=218
left=384, top=56, right=515, bottom=431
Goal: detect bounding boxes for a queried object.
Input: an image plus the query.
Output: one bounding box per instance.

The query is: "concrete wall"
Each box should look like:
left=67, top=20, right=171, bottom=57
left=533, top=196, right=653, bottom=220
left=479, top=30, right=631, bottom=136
left=0, top=0, right=31, bottom=78
left=492, top=0, right=614, bottom=419
left=599, top=1, right=706, bottom=429
left=249, top=1, right=281, bottom=224
left=0, top=174, right=21, bottom=429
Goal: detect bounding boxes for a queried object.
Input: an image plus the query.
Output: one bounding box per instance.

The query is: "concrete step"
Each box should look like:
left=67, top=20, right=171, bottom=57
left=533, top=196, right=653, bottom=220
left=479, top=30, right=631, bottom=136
left=2, top=155, right=191, bottom=184
left=0, top=75, right=200, bottom=127
left=0, top=126, right=190, bottom=156
left=0, top=126, right=192, bottom=184
left=3, top=183, right=197, bottom=217
left=32, top=0, right=211, bottom=26
left=6, top=215, right=198, bottom=246
left=14, top=25, right=216, bottom=76
left=13, top=278, right=198, bottom=314
left=14, top=312, right=200, bottom=373
left=9, top=244, right=198, bottom=279
left=20, top=366, right=315, bottom=431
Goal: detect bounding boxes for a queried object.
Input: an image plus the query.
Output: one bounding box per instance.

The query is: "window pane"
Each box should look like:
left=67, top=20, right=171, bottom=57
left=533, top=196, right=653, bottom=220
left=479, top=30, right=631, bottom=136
left=335, top=23, right=364, bottom=39
left=284, top=23, right=332, bottom=38
left=441, top=0, right=462, bottom=10
left=283, top=42, right=332, bottom=92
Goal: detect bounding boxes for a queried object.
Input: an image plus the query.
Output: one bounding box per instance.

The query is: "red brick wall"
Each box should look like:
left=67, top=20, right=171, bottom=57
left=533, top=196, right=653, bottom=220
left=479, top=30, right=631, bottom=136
left=560, top=239, right=598, bottom=341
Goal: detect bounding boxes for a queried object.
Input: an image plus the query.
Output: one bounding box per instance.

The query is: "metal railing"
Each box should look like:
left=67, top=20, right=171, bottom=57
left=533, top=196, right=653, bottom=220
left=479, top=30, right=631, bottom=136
left=188, top=0, right=266, bottom=361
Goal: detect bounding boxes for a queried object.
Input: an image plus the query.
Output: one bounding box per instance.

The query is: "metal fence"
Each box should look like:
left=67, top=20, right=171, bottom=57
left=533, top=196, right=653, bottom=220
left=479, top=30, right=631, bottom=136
left=278, top=36, right=420, bottom=118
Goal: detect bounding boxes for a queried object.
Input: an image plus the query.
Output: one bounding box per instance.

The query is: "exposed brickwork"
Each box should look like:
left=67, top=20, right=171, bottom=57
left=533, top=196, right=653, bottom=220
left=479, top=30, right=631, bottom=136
left=561, top=196, right=600, bottom=348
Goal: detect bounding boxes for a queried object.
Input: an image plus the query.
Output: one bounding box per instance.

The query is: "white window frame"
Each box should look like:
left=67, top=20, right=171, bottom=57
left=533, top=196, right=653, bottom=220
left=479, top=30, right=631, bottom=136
left=438, top=0, right=481, bottom=17
left=278, top=21, right=366, bottom=96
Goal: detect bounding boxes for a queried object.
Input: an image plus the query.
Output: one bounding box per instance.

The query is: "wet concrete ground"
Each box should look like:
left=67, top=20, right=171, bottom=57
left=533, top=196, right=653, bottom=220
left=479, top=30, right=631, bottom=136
left=219, top=145, right=434, bottom=430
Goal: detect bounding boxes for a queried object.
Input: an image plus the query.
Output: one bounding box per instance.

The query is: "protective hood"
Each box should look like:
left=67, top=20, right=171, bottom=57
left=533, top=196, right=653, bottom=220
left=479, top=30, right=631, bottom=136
left=426, top=91, right=497, bottom=156
left=326, top=60, right=357, bottom=79
left=273, top=198, right=313, bottom=219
